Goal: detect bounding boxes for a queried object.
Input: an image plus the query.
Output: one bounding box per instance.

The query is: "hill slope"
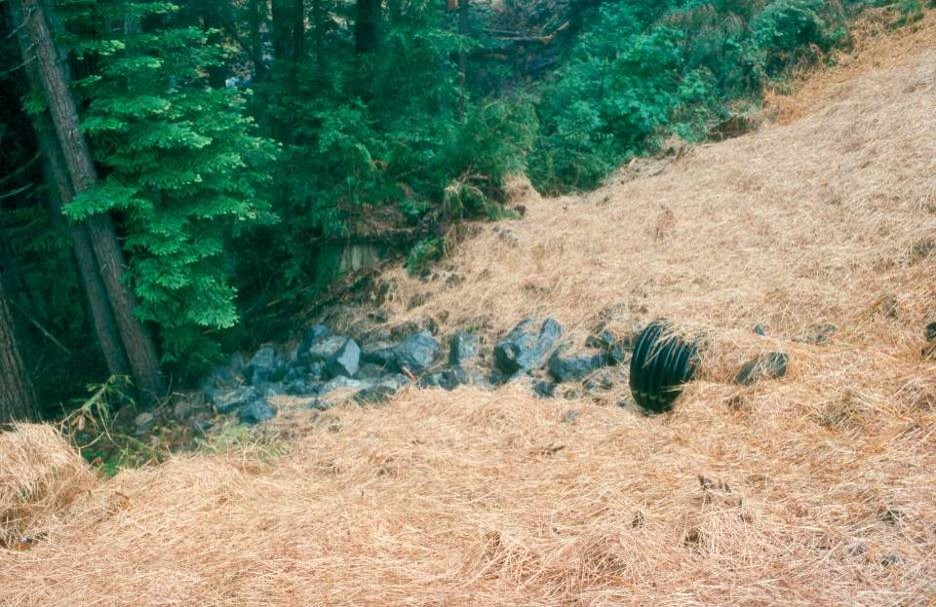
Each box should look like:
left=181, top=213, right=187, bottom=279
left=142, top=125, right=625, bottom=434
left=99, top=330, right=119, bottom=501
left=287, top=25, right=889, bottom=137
left=2, top=12, right=935, bottom=607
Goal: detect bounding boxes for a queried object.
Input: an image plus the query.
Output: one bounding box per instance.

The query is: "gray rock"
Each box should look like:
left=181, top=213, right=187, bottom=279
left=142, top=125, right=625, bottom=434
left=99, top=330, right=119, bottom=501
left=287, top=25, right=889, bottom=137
left=360, top=341, right=397, bottom=368
left=134, top=412, right=155, bottom=434
left=304, top=335, right=348, bottom=363
left=393, top=331, right=440, bottom=374
left=355, top=376, right=407, bottom=404
left=448, top=331, right=478, bottom=367
left=252, top=383, right=284, bottom=399
left=246, top=346, right=284, bottom=384
left=493, top=318, right=563, bottom=378
left=308, top=361, right=326, bottom=382
left=202, top=353, right=247, bottom=391
left=735, top=352, right=789, bottom=385
left=356, top=362, right=387, bottom=379
left=419, top=368, right=461, bottom=391
left=548, top=351, right=606, bottom=383
left=285, top=379, right=316, bottom=396
left=585, top=329, right=628, bottom=365
left=238, top=398, right=277, bottom=425
left=320, top=376, right=373, bottom=396
left=300, top=324, right=331, bottom=350
left=325, top=338, right=360, bottom=378
left=211, top=386, right=259, bottom=414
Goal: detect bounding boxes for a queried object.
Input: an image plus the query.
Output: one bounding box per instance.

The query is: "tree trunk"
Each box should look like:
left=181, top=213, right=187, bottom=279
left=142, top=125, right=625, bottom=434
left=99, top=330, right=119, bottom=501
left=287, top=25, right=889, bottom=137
left=272, top=0, right=304, bottom=62
left=16, top=0, right=165, bottom=404
left=0, top=269, right=37, bottom=424
left=312, top=0, right=324, bottom=70
left=355, top=0, right=380, bottom=54
left=458, top=0, right=469, bottom=118
left=247, top=0, right=267, bottom=79
left=8, top=0, right=131, bottom=379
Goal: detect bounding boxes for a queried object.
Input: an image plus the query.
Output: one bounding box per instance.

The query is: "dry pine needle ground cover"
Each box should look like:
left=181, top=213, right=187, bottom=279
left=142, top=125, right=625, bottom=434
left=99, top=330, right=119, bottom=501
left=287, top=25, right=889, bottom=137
left=1, top=10, right=935, bottom=607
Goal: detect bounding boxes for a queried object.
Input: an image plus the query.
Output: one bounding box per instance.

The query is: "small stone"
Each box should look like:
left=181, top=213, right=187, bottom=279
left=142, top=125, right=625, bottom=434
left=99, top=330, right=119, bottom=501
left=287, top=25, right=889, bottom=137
left=846, top=542, right=867, bottom=557
left=238, top=399, right=277, bottom=425
left=735, top=352, right=789, bottom=385
left=926, top=321, right=936, bottom=342
left=548, top=351, right=606, bottom=383
left=533, top=380, right=555, bottom=398
left=880, top=508, right=907, bottom=525
left=881, top=553, right=902, bottom=567
left=325, top=338, right=361, bottom=378
left=584, top=369, right=616, bottom=392
left=134, top=412, right=155, bottom=434
left=211, top=387, right=258, bottom=414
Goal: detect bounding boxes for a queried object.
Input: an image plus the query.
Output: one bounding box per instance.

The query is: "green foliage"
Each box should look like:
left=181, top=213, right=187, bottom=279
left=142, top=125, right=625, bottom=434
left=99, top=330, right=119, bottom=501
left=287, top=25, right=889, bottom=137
left=57, top=0, right=277, bottom=367
left=528, top=0, right=866, bottom=193
left=256, top=1, right=536, bottom=298
left=406, top=236, right=445, bottom=276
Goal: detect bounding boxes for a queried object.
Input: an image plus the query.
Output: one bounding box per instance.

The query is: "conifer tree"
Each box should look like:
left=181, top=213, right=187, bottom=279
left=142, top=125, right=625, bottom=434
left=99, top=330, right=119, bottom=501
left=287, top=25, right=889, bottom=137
left=56, top=0, right=278, bottom=365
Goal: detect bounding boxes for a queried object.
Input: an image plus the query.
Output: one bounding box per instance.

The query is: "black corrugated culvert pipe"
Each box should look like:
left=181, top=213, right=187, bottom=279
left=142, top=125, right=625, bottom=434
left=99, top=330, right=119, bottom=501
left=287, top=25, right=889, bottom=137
left=629, top=320, right=702, bottom=413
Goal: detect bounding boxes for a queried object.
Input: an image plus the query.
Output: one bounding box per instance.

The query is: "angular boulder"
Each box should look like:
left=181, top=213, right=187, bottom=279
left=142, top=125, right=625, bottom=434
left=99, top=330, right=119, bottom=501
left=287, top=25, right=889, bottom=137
left=325, top=338, right=361, bottom=378
left=393, top=331, right=440, bottom=374
left=238, top=398, right=277, bottom=425
left=304, top=335, right=348, bottom=363
left=493, top=318, right=563, bottom=378
left=360, top=341, right=397, bottom=368
left=246, top=346, right=284, bottom=384
left=211, top=386, right=259, bottom=414
left=548, top=350, right=607, bottom=383
left=448, top=331, right=478, bottom=367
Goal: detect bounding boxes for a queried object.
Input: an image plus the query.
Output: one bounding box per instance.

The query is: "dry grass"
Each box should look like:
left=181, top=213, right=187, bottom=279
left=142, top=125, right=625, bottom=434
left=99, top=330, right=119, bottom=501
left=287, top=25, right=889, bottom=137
left=2, top=13, right=936, bottom=607
left=0, top=424, right=94, bottom=550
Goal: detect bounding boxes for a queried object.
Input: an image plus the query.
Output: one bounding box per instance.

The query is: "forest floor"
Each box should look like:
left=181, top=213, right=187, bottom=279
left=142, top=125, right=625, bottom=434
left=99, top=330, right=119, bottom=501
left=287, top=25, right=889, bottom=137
left=1, top=10, right=935, bottom=607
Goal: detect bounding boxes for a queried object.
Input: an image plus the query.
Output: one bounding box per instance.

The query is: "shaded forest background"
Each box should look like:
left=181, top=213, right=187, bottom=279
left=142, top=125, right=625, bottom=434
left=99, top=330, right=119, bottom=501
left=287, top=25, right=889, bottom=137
left=0, top=0, right=926, bottom=419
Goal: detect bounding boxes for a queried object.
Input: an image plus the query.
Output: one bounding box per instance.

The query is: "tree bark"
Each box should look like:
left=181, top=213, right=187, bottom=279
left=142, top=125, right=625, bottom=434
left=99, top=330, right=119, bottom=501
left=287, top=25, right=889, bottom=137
left=354, top=0, right=380, bottom=54
left=272, top=0, right=304, bottom=62
left=247, top=0, right=268, bottom=79
left=458, top=0, right=469, bottom=118
left=312, top=0, right=324, bottom=70
left=8, top=0, right=131, bottom=379
left=0, top=269, right=37, bottom=424
left=15, top=0, right=164, bottom=404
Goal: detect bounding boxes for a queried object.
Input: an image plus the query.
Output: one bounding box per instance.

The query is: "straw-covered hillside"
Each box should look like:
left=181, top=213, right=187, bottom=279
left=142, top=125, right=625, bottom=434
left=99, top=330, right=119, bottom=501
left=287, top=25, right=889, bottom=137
left=1, top=12, right=934, bottom=607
